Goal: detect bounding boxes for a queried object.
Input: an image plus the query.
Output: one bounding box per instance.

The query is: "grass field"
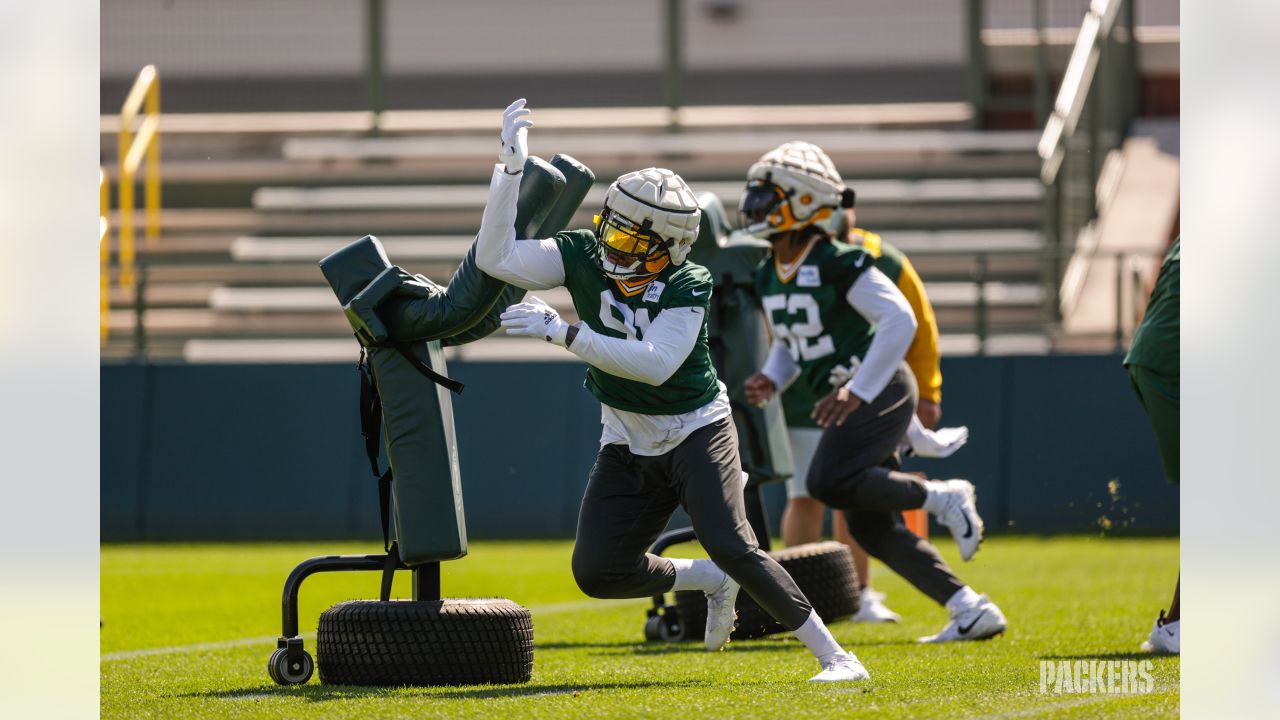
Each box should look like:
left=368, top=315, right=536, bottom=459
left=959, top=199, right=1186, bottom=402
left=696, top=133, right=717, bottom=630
left=101, top=536, right=1179, bottom=719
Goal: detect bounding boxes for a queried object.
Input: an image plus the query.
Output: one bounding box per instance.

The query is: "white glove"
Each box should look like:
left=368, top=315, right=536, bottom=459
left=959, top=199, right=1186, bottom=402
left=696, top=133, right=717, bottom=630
left=901, top=414, right=969, bottom=458
left=500, top=296, right=572, bottom=347
left=498, top=98, right=533, bottom=174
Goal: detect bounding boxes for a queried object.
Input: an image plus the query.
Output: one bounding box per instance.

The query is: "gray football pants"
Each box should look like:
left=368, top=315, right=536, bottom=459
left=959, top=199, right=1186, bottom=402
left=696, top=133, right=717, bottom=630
left=806, top=364, right=965, bottom=606
left=571, top=416, right=814, bottom=630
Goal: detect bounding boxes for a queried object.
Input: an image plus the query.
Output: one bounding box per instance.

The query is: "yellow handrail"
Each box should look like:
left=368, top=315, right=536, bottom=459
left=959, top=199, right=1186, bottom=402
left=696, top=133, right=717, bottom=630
left=117, top=64, right=162, bottom=290
left=100, top=167, right=110, bottom=344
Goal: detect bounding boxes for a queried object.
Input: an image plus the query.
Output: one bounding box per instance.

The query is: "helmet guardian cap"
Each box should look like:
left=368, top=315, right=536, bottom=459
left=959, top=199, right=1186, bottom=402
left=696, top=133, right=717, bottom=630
left=595, top=168, right=702, bottom=281
left=740, top=141, right=855, bottom=239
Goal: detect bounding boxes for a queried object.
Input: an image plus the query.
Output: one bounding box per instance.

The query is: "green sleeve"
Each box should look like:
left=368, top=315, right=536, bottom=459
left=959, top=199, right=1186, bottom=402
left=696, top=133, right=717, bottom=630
left=821, top=246, right=873, bottom=296
left=663, top=263, right=714, bottom=310
left=553, top=229, right=596, bottom=283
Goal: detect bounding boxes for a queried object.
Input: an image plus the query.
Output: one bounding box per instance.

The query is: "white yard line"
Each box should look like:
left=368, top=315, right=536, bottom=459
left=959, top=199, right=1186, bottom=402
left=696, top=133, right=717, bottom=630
left=101, top=598, right=642, bottom=663
left=101, top=634, right=300, bottom=662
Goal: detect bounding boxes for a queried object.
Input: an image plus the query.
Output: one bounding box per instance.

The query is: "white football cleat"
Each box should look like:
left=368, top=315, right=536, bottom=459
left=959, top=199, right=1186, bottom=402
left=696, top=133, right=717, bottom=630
left=1141, top=612, right=1179, bottom=654
left=704, top=574, right=740, bottom=651
left=852, top=588, right=902, bottom=623
left=928, top=479, right=984, bottom=561
left=918, top=595, right=1006, bottom=643
left=809, top=652, right=870, bottom=683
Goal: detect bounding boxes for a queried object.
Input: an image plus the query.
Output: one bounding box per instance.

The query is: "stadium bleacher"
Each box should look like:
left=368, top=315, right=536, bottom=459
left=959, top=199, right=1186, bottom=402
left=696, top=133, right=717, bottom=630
left=101, top=102, right=1053, bottom=362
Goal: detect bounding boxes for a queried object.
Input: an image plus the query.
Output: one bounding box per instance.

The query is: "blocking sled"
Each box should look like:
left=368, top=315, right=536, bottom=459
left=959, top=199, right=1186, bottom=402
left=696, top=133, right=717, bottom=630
left=267, top=155, right=594, bottom=686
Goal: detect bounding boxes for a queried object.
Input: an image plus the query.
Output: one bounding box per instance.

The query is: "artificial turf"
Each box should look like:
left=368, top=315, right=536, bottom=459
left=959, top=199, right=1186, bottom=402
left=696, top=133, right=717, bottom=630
left=101, top=536, right=1179, bottom=719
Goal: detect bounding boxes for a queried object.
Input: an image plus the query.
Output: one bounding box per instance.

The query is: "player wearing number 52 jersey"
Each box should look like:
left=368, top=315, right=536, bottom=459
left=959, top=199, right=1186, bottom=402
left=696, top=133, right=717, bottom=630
left=742, top=141, right=1007, bottom=643
left=475, top=100, right=868, bottom=683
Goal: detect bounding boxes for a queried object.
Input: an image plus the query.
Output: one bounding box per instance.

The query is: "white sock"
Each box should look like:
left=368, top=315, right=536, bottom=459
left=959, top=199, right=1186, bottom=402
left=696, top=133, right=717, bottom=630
left=945, top=586, right=982, bottom=613
left=793, top=610, right=845, bottom=664
left=669, top=558, right=726, bottom=593
left=921, top=480, right=948, bottom=515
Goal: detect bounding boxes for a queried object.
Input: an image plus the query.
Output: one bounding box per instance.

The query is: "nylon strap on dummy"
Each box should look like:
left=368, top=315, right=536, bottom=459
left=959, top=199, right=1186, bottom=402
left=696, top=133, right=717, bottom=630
left=360, top=338, right=465, bottom=395
left=392, top=345, right=464, bottom=395
left=357, top=348, right=394, bottom=552
left=380, top=542, right=400, bottom=602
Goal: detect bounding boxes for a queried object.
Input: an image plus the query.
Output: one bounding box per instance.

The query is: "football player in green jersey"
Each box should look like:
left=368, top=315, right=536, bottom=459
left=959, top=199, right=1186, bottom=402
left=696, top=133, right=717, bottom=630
left=1126, top=237, right=1179, bottom=654
left=740, top=141, right=1007, bottom=643
left=782, top=206, right=969, bottom=625
left=475, top=100, right=868, bottom=682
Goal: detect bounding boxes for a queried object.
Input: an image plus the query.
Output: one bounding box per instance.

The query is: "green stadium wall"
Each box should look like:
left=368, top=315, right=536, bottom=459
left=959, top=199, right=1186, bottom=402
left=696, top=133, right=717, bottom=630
left=100, top=354, right=1178, bottom=542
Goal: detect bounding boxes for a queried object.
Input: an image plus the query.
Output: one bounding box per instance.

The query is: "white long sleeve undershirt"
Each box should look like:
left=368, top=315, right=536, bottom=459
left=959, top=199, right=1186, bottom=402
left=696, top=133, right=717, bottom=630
left=474, top=164, right=566, bottom=290
left=761, top=340, right=801, bottom=392
left=567, top=306, right=704, bottom=386
left=843, top=266, right=917, bottom=402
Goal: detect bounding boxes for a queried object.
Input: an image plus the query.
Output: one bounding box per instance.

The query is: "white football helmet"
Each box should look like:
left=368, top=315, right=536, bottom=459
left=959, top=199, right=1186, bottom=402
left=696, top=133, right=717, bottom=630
left=594, top=167, right=702, bottom=281
left=739, top=141, right=855, bottom=239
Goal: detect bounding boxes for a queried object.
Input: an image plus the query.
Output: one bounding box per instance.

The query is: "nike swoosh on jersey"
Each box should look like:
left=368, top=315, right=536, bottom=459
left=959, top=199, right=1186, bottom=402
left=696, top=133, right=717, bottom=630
left=957, top=609, right=987, bottom=635
left=854, top=255, right=867, bottom=267
left=691, top=290, right=706, bottom=296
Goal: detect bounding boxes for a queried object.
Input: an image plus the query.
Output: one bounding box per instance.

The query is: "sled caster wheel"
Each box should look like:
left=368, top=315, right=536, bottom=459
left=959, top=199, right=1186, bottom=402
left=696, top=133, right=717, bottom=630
left=268, top=647, right=314, bottom=685
left=643, top=610, right=685, bottom=642
left=643, top=615, right=663, bottom=641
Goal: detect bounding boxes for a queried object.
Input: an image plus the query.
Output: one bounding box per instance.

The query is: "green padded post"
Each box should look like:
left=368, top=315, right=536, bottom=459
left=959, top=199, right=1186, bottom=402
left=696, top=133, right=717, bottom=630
left=535, top=154, right=596, bottom=238
left=514, top=156, right=565, bottom=239
left=320, top=237, right=468, bottom=565
left=381, top=338, right=467, bottom=564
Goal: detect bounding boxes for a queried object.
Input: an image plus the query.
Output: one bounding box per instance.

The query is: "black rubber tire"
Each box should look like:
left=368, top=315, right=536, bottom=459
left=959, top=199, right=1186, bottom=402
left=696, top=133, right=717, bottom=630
left=316, top=598, right=533, bottom=686
left=672, top=541, right=860, bottom=640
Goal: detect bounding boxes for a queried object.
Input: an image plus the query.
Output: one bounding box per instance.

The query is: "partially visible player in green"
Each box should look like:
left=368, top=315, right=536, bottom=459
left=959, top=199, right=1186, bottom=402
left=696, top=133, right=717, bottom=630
left=741, top=141, right=1005, bottom=643
left=1125, top=236, right=1180, bottom=654
left=780, top=193, right=958, bottom=624
left=476, top=100, right=868, bottom=682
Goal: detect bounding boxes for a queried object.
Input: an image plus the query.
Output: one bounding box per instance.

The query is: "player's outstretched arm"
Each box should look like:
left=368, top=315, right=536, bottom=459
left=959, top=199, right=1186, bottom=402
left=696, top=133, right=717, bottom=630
left=474, top=98, right=566, bottom=291
left=842, top=266, right=918, bottom=402
left=500, top=298, right=701, bottom=386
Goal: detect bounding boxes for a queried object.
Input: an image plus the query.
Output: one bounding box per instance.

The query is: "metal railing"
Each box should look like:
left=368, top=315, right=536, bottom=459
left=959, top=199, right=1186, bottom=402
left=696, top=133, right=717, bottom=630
left=117, top=64, right=162, bottom=290
left=100, top=168, right=110, bottom=344
left=941, top=247, right=1160, bottom=354
left=1037, top=0, right=1137, bottom=319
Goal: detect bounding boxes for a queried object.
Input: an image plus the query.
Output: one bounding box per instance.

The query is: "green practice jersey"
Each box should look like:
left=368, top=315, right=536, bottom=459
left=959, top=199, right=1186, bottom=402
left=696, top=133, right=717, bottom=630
left=556, top=229, right=720, bottom=415
left=755, top=236, right=876, bottom=424
left=1125, top=237, right=1180, bottom=377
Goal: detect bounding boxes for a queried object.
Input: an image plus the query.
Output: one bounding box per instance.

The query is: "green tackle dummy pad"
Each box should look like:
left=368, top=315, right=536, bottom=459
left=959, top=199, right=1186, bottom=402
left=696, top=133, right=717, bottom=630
left=686, top=192, right=794, bottom=487
left=317, top=155, right=593, bottom=567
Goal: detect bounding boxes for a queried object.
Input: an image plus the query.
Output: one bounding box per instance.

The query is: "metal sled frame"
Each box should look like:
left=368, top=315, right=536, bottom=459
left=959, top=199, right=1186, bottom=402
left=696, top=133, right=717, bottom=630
left=270, top=553, right=442, bottom=685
